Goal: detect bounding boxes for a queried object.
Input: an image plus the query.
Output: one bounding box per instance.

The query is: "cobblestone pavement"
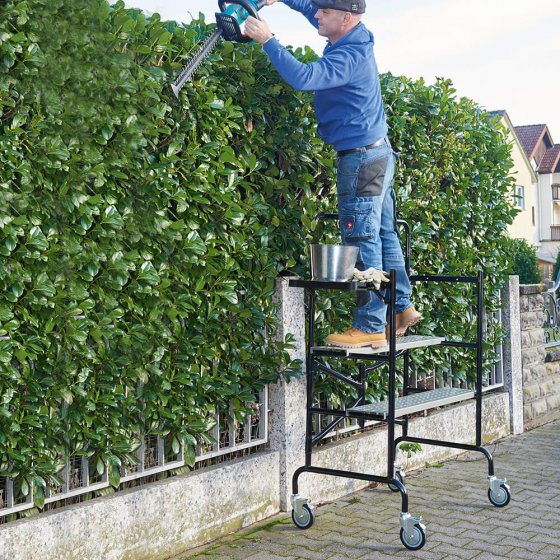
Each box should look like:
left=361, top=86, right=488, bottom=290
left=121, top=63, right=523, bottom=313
left=182, top=420, right=560, bottom=560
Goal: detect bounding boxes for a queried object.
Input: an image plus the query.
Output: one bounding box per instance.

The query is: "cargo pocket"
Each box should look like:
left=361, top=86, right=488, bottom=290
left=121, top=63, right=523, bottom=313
left=339, top=210, right=374, bottom=241
left=356, top=156, right=387, bottom=197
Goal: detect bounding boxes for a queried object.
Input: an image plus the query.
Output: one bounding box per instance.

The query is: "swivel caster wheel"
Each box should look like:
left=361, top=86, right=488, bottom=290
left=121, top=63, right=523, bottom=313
left=488, top=476, right=511, bottom=507
left=400, top=524, right=426, bottom=550
left=388, top=469, right=405, bottom=492
left=291, top=503, right=314, bottom=529
left=291, top=494, right=314, bottom=529
left=400, top=513, right=426, bottom=551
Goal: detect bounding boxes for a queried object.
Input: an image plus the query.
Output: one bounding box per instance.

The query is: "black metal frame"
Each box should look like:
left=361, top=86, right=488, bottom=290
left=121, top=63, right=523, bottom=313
left=289, top=221, right=496, bottom=517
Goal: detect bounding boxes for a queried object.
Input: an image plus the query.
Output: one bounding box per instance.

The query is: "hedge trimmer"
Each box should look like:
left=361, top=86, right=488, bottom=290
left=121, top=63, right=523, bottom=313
left=171, top=0, right=266, bottom=97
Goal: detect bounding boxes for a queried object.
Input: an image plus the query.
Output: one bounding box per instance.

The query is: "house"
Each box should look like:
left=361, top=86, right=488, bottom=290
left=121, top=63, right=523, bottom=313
left=514, top=123, right=560, bottom=281
left=488, top=111, right=538, bottom=246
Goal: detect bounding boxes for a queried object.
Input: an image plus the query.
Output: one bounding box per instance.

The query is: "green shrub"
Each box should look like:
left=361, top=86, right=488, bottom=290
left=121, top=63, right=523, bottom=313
left=552, top=251, right=560, bottom=285
left=0, top=0, right=517, bottom=505
left=505, top=238, right=541, bottom=284
left=0, top=0, right=316, bottom=501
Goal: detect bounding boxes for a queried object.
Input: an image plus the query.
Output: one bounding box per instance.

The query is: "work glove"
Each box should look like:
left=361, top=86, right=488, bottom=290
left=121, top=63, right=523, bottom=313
left=352, top=267, right=390, bottom=290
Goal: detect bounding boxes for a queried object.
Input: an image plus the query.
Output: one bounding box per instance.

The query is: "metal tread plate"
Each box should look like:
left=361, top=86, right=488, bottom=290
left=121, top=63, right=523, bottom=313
left=311, top=335, right=446, bottom=357
left=348, top=387, right=475, bottom=419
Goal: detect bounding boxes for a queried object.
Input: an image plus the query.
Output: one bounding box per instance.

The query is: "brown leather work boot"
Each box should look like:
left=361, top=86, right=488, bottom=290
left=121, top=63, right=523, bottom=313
left=326, top=327, right=387, bottom=349
left=386, top=307, right=423, bottom=338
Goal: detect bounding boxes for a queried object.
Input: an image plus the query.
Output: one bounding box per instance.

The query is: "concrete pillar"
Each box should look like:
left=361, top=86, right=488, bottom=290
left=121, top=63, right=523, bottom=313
left=502, top=275, right=524, bottom=434
left=269, top=277, right=307, bottom=510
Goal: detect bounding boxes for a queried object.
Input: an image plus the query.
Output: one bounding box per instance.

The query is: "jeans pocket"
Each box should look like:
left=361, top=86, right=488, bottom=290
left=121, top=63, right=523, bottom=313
left=356, top=156, right=387, bottom=197
left=336, top=154, right=361, bottom=197
left=339, top=208, right=374, bottom=241
left=337, top=154, right=361, bottom=175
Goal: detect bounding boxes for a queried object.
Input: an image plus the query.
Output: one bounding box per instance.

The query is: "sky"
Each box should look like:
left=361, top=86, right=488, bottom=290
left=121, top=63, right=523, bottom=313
left=126, top=0, right=560, bottom=140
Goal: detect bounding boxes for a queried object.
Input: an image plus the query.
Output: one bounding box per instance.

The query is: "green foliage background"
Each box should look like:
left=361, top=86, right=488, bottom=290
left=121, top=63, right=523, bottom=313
left=0, top=0, right=516, bottom=507
left=506, top=238, right=541, bottom=285
left=551, top=249, right=560, bottom=285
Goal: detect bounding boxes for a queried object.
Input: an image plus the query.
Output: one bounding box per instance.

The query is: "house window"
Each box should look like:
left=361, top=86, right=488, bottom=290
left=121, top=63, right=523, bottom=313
left=514, top=185, right=525, bottom=210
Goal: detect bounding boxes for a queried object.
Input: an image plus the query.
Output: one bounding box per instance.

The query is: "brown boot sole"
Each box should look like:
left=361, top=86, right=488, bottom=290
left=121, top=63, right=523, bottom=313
left=327, top=339, right=388, bottom=349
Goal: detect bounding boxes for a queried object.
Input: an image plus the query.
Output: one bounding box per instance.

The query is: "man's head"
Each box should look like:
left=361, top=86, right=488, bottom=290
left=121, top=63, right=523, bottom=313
left=312, top=0, right=365, bottom=43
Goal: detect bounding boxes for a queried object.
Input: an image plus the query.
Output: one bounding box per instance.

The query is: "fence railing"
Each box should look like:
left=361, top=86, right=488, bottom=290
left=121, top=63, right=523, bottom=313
left=0, top=388, right=268, bottom=518
left=544, top=270, right=560, bottom=347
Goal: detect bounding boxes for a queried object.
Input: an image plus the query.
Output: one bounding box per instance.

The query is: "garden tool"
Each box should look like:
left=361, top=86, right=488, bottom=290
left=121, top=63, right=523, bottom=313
left=171, top=0, right=266, bottom=97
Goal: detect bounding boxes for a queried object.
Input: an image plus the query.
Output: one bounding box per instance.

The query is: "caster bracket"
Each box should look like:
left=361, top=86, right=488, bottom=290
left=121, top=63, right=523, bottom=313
left=488, top=475, right=507, bottom=494
left=400, top=512, right=424, bottom=534
left=291, top=494, right=312, bottom=517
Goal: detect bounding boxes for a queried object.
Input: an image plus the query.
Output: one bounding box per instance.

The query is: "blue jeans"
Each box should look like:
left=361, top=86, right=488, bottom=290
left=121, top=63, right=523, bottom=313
left=336, top=138, right=412, bottom=333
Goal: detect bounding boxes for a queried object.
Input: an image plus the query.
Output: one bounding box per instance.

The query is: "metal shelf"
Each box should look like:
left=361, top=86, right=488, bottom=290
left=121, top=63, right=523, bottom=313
left=311, top=335, right=445, bottom=357
left=288, top=278, right=360, bottom=290
left=348, top=387, right=474, bottom=419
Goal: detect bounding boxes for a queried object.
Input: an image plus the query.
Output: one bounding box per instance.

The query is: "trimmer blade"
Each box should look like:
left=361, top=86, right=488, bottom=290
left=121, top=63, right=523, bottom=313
left=171, top=28, right=223, bottom=97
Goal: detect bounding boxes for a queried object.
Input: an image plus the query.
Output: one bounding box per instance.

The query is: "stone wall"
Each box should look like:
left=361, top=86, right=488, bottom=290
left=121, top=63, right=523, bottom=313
left=520, top=284, right=560, bottom=429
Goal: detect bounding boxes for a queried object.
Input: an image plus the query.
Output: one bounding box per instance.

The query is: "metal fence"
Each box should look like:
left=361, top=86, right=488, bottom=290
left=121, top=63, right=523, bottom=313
left=544, top=271, right=560, bottom=347
left=0, top=388, right=268, bottom=518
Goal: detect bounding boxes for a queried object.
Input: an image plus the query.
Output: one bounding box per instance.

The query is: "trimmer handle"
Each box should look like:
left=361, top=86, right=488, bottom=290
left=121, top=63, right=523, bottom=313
left=217, top=0, right=266, bottom=43
left=218, top=0, right=264, bottom=19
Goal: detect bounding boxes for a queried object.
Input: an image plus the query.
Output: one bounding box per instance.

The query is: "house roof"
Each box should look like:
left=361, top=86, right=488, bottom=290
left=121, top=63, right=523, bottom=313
left=539, top=145, right=560, bottom=174
left=514, top=124, right=548, bottom=159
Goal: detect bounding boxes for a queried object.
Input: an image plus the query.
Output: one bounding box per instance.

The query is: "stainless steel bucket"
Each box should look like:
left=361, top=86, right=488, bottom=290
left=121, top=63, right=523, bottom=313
left=310, top=244, right=359, bottom=282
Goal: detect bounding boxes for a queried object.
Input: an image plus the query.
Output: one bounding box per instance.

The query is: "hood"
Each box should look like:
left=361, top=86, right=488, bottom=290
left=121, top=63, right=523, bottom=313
left=326, top=22, right=374, bottom=52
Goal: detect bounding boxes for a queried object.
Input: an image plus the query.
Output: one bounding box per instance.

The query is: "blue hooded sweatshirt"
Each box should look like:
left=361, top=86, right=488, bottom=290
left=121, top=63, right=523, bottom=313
left=263, top=0, right=388, bottom=152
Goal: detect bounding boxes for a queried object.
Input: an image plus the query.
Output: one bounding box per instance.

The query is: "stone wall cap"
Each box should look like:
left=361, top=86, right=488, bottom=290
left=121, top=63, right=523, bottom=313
left=519, top=284, right=546, bottom=295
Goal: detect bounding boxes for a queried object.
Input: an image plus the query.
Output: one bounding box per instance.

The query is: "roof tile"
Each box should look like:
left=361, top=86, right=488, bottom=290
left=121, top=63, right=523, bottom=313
left=539, top=145, right=560, bottom=174
left=513, top=124, right=547, bottom=159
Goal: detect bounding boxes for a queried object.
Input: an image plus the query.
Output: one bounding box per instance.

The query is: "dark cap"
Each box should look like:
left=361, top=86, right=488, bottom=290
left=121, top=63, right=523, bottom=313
left=311, top=0, right=366, bottom=14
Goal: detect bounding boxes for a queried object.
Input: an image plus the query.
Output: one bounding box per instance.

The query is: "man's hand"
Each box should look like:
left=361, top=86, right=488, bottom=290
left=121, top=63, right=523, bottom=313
left=265, top=0, right=279, bottom=4
left=244, top=16, right=273, bottom=44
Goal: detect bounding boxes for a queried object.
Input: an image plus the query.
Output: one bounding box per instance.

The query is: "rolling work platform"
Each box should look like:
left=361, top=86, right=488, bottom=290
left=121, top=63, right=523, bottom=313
left=287, top=227, right=511, bottom=551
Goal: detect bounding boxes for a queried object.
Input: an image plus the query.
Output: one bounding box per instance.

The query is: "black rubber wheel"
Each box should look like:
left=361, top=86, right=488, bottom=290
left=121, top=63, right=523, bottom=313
left=388, top=471, right=404, bottom=493
left=488, top=483, right=511, bottom=507
left=400, top=524, right=426, bottom=550
left=292, top=503, right=314, bottom=529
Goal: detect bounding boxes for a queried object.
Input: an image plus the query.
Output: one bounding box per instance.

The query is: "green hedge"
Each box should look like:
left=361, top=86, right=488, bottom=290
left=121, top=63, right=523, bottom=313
left=0, top=0, right=516, bottom=506
left=504, top=238, right=540, bottom=284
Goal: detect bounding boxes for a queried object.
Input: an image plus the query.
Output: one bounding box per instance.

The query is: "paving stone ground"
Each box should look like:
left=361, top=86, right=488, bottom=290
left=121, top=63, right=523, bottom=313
left=181, top=421, right=560, bottom=560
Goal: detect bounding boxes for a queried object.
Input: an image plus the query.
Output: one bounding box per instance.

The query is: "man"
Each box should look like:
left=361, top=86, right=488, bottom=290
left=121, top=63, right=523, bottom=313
left=244, top=0, right=421, bottom=348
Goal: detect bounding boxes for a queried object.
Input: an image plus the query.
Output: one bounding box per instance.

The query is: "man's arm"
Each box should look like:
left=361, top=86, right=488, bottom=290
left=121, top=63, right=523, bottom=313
left=244, top=16, right=355, bottom=91
left=263, top=38, right=354, bottom=91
